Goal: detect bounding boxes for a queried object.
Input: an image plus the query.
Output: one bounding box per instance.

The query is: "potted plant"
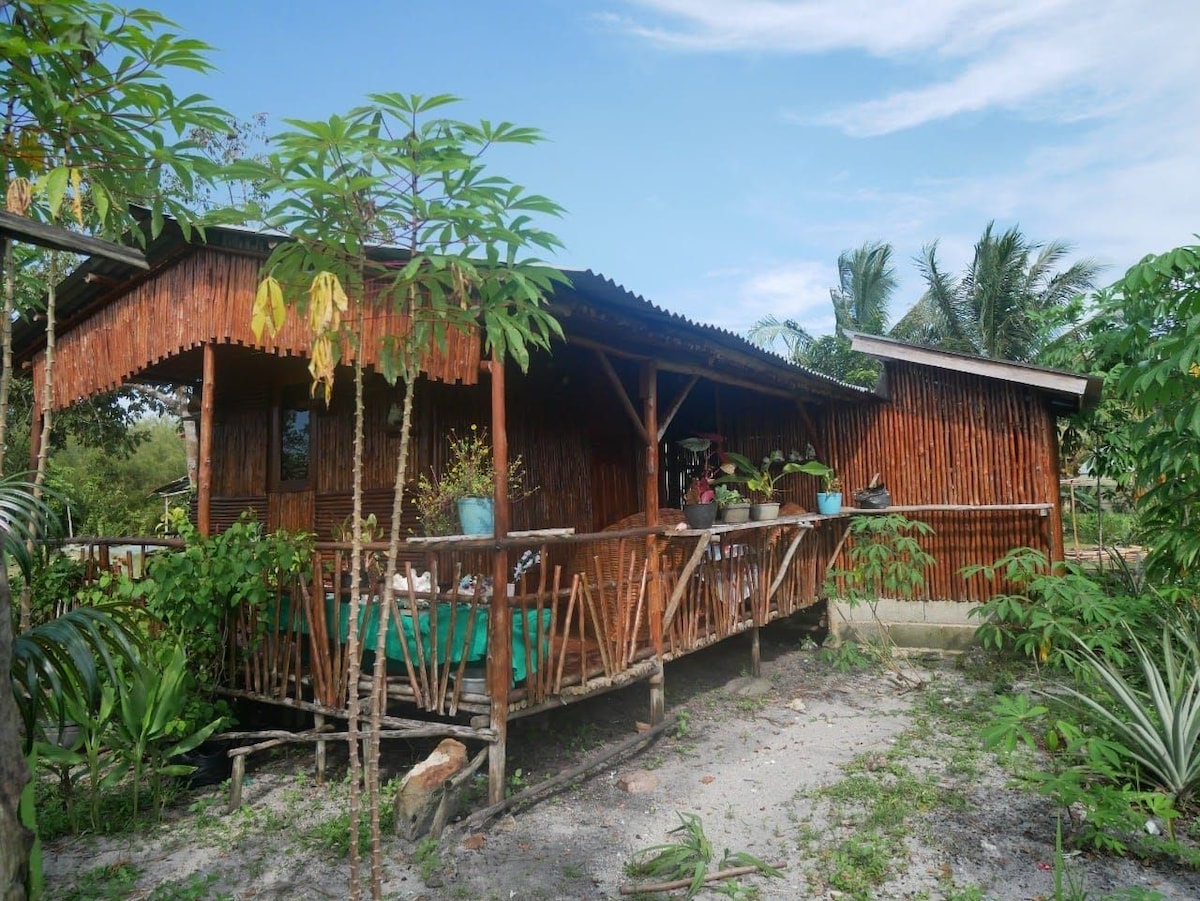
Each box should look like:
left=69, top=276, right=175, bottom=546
left=718, top=450, right=831, bottom=521
left=816, top=471, right=843, bottom=515
left=413, top=425, right=531, bottom=536
left=715, top=484, right=751, bottom=524
left=682, top=475, right=718, bottom=529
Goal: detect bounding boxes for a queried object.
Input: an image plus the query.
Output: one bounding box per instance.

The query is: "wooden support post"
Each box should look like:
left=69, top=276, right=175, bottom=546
left=648, top=660, right=665, bottom=725
left=750, top=623, right=761, bottom=678
left=641, top=362, right=665, bottom=724
left=487, top=350, right=511, bottom=806
left=314, top=712, right=326, bottom=782
left=198, top=342, right=216, bottom=536
left=229, top=754, right=245, bottom=811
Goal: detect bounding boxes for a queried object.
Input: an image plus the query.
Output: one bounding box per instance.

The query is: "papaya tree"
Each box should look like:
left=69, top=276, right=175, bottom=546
left=1, top=4, right=227, bottom=895
left=221, top=93, right=565, bottom=899
left=1089, top=243, right=1200, bottom=579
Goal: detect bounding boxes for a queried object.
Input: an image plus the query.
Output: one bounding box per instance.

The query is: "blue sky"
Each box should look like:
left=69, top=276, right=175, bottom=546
left=151, top=0, right=1199, bottom=340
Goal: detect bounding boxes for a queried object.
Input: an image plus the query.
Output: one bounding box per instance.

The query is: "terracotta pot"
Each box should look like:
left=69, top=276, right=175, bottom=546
left=750, top=501, right=780, bottom=521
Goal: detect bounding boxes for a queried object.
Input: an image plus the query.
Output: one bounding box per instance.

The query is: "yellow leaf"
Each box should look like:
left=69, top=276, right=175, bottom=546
left=251, top=276, right=286, bottom=342
left=308, top=333, right=336, bottom=405
left=5, top=177, right=32, bottom=216
left=70, top=167, right=83, bottom=225
left=308, top=271, right=348, bottom=333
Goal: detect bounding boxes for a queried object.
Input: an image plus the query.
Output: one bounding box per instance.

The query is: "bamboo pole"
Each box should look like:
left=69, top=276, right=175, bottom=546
left=198, top=342, right=216, bottom=536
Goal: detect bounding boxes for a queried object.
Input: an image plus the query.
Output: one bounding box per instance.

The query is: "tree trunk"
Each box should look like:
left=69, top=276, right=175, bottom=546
left=344, top=309, right=367, bottom=901
left=0, top=238, right=14, bottom=477
left=372, top=369, right=417, bottom=897
left=0, top=556, right=32, bottom=900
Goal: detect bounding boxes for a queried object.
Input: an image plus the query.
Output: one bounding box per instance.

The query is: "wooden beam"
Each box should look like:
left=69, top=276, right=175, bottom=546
left=656, top=374, right=699, bottom=442
left=568, top=334, right=850, bottom=402
left=661, top=532, right=713, bottom=632
left=198, top=343, right=215, bottom=536
left=0, top=209, right=149, bottom=268
left=765, top=526, right=811, bottom=603
left=596, top=349, right=651, bottom=445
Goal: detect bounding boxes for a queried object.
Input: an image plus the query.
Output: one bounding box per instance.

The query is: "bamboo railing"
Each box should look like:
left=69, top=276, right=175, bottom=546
left=59, top=502, right=1054, bottom=719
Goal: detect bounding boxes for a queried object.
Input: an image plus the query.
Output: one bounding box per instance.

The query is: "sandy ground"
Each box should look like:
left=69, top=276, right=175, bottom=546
left=43, top=624, right=1200, bottom=900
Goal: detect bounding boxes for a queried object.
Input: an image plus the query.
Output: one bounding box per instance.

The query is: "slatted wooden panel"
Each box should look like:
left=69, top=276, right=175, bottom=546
left=35, top=247, right=482, bottom=411
left=823, top=363, right=1061, bottom=601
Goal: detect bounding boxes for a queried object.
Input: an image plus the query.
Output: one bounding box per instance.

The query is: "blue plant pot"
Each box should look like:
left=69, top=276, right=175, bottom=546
left=456, top=496, right=495, bottom=536
left=816, top=492, right=842, bottom=515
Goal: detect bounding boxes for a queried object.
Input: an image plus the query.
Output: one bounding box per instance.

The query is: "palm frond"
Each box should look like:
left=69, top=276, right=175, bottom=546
left=0, top=475, right=62, bottom=579
left=746, top=315, right=813, bottom=362
left=11, top=602, right=146, bottom=749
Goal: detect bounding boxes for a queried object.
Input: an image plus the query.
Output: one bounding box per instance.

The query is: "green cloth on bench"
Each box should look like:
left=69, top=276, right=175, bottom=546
left=275, top=595, right=548, bottom=683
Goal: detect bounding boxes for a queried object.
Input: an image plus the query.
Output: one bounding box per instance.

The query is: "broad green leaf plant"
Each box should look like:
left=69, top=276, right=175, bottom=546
left=1088, top=243, right=1200, bottom=580
left=216, top=93, right=566, bottom=899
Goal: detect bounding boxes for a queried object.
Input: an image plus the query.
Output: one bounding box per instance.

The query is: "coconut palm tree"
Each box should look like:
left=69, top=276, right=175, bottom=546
left=748, top=241, right=895, bottom=387
left=830, top=240, right=896, bottom=337
left=892, top=222, right=1100, bottom=363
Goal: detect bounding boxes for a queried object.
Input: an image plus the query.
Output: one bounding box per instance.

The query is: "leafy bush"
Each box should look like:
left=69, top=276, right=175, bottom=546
left=141, top=514, right=312, bottom=702
left=968, top=547, right=1162, bottom=673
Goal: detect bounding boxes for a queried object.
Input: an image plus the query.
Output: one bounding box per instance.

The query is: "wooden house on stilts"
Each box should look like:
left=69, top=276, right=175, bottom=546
left=14, top=222, right=1100, bottom=804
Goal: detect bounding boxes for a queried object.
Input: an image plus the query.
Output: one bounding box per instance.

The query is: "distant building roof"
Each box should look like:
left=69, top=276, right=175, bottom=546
left=849, top=331, right=1102, bottom=413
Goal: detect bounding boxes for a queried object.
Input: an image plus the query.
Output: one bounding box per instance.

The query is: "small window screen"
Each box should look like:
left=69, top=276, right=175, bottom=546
left=279, top=389, right=310, bottom=483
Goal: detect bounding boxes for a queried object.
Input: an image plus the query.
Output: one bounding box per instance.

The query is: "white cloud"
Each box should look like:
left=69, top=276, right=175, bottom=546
left=614, top=1, right=1199, bottom=136
left=697, top=261, right=836, bottom=338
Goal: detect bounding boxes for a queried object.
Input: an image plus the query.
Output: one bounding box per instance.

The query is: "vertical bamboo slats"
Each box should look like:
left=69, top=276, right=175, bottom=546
left=33, top=247, right=481, bottom=412
left=826, top=363, right=1060, bottom=601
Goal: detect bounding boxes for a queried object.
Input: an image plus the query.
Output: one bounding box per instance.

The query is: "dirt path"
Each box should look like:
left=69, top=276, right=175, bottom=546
left=43, top=625, right=1200, bottom=899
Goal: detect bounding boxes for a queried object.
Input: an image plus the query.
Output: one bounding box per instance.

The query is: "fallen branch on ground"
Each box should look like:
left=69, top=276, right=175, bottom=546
left=619, top=861, right=788, bottom=896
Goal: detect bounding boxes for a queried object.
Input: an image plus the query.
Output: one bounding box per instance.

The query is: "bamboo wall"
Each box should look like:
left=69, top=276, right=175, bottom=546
left=824, top=363, right=1062, bottom=601
left=33, top=247, right=481, bottom=411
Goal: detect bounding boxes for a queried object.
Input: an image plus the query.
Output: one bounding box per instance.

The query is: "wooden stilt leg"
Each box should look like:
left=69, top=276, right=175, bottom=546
left=649, top=660, right=665, bottom=725
left=314, top=713, right=326, bottom=782
left=229, top=755, right=245, bottom=811
left=750, top=624, right=761, bottom=678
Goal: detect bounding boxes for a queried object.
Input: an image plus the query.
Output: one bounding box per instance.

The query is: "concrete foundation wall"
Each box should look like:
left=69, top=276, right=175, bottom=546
left=830, top=598, right=981, bottom=652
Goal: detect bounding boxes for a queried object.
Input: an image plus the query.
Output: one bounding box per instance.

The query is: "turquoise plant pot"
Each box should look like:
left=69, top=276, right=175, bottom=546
left=816, top=492, right=842, bottom=515
left=456, top=496, right=495, bottom=536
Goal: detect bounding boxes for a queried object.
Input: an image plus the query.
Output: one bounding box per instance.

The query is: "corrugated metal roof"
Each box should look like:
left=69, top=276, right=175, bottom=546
left=11, top=221, right=871, bottom=403
left=561, top=269, right=871, bottom=399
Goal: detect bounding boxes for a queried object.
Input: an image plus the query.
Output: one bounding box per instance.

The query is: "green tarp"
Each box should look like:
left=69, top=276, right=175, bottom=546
left=275, top=595, right=548, bottom=683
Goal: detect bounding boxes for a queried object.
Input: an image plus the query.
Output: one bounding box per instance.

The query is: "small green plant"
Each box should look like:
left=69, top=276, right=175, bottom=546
left=714, top=484, right=747, bottom=510
left=824, top=514, right=935, bottom=685
left=716, top=450, right=829, bottom=502
left=108, top=644, right=223, bottom=822
left=675, top=708, right=692, bottom=739
left=625, top=812, right=781, bottom=900
left=818, top=639, right=872, bottom=672
left=506, top=767, right=527, bottom=795
left=412, top=425, right=532, bottom=536
left=60, top=862, right=141, bottom=901
left=414, top=836, right=443, bottom=882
